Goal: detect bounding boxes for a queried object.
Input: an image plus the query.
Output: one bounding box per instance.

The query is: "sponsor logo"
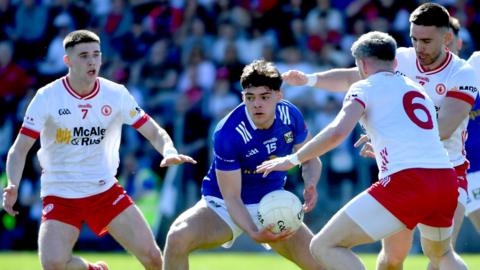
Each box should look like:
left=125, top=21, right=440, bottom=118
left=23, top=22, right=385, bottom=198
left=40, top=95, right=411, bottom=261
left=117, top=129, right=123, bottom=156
left=98, top=180, right=106, bottom=185
left=24, top=116, right=35, bottom=125
left=395, top=71, right=406, bottom=77
left=58, top=108, right=71, bottom=115
left=208, top=200, right=221, bottom=208
left=436, top=84, right=446, bottom=95
left=246, top=148, right=259, bottom=157
left=54, top=126, right=106, bottom=145
left=459, top=85, right=478, bottom=94
left=78, top=104, right=92, bottom=109
left=416, top=76, right=429, bottom=83
left=42, top=203, right=54, bottom=215
left=101, top=105, right=112, bottom=116
left=284, top=131, right=294, bottom=143
left=112, top=194, right=125, bottom=206
left=129, top=109, right=138, bottom=118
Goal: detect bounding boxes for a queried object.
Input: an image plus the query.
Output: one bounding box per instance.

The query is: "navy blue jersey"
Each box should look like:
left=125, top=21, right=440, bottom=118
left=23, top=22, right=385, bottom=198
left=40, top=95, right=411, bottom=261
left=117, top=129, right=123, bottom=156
left=467, top=97, right=480, bottom=173
left=201, top=100, right=308, bottom=204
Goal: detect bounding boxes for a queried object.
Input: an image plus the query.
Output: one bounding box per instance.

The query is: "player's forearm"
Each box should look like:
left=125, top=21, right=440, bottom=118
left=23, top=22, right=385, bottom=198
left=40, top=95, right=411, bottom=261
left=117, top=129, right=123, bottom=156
left=6, top=147, right=27, bottom=187
left=301, top=157, right=322, bottom=187
left=224, top=197, right=259, bottom=236
left=312, top=68, right=361, bottom=92
left=297, top=125, right=346, bottom=164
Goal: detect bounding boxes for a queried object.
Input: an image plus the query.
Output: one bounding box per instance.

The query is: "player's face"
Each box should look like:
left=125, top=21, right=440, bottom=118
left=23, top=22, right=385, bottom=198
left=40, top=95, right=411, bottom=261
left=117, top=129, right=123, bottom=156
left=64, top=42, right=102, bottom=83
left=410, top=24, right=448, bottom=67
left=242, top=86, right=282, bottom=129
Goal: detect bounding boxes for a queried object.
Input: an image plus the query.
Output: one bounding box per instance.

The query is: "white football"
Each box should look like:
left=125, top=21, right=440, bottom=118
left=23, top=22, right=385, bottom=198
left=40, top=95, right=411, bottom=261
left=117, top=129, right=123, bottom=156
left=257, top=190, right=304, bottom=234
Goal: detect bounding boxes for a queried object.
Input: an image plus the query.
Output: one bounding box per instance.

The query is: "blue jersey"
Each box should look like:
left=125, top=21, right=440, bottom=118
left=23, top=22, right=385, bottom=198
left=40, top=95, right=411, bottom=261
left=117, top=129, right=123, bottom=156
left=201, top=100, right=308, bottom=204
left=467, top=97, right=480, bottom=173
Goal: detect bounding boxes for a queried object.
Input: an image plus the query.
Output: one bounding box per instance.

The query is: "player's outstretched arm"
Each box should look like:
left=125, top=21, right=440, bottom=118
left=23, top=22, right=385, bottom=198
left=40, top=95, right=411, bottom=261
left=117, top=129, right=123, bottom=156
left=257, top=100, right=364, bottom=177
left=3, top=134, right=36, bottom=216
left=282, top=67, right=361, bottom=92
left=293, top=133, right=322, bottom=213
left=137, top=118, right=197, bottom=167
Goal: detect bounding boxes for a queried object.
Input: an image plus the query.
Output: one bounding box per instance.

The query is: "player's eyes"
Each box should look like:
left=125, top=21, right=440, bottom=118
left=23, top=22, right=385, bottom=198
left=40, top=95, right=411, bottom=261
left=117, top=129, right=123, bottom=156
left=246, top=96, right=254, bottom=102
left=262, top=96, right=270, bottom=100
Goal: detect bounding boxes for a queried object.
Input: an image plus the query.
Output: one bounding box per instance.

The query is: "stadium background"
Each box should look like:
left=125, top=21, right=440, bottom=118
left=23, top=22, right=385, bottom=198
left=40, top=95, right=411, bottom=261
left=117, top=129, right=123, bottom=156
left=0, top=0, right=479, bottom=257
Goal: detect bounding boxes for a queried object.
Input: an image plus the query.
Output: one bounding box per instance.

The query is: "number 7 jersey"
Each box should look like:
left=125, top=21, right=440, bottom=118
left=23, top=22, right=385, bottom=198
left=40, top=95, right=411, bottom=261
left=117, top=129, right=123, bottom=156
left=20, top=76, right=150, bottom=198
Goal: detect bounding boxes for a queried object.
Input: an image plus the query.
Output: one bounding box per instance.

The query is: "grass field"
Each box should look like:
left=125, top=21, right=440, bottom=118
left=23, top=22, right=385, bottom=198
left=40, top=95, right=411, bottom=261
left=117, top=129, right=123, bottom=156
left=1, top=252, right=480, bottom=269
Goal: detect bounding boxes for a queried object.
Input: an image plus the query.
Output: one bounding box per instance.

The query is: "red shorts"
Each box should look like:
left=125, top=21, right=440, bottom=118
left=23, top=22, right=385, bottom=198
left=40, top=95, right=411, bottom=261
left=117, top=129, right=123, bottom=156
left=41, top=183, right=133, bottom=236
left=455, top=161, right=469, bottom=192
left=368, top=168, right=458, bottom=230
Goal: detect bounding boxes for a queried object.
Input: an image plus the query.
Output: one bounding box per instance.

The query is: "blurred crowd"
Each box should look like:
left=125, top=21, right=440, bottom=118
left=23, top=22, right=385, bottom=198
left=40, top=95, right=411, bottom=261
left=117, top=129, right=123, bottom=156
left=1, top=0, right=480, bottom=251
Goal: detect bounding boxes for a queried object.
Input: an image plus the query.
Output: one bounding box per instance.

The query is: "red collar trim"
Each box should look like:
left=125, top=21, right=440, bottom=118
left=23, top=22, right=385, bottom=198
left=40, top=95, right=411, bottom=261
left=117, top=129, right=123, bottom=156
left=416, top=51, right=452, bottom=75
left=62, top=77, right=100, bottom=100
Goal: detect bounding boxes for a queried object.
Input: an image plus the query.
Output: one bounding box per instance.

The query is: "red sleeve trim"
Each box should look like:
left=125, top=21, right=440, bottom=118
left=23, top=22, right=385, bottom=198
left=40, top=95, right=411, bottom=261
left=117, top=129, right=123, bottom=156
left=446, top=91, right=475, bottom=106
left=132, top=114, right=150, bottom=129
left=20, top=127, right=40, bottom=139
left=353, top=98, right=366, bottom=108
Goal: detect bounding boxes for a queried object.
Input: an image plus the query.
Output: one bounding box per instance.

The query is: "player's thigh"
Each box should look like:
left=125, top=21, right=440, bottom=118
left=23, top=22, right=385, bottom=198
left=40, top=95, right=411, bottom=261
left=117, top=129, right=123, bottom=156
left=107, top=204, right=159, bottom=254
left=168, top=200, right=233, bottom=250
left=38, top=220, right=79, bottom=264
left=420, top=235, right=451, bottom=259
left=468, top=209, right=480, bottom=231
left=381, top=229, right=414, bottom=259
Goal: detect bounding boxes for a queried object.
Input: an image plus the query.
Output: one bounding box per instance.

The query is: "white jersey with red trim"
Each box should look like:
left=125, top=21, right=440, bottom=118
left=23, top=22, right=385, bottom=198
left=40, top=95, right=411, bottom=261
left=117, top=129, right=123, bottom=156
left=395, top=47, right=479, bottom=166
left=21, top=76, right=150, bottom=198
left=345, top=72, right=451, bottom=178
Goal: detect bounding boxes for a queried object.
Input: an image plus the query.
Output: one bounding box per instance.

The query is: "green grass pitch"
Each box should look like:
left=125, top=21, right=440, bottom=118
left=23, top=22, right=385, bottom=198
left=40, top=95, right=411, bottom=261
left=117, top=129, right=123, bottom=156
left=1, top=252, right=480, bottom=269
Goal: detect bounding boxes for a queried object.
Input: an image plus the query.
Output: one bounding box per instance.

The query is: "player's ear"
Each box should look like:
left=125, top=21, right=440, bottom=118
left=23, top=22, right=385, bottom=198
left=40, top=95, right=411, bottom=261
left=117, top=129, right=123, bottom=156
left=276, top=90, right=283, bottom=100
left=63, top=55, right=70, bottom=67
left=444, top=30, right=453, bottom=46
left=393, top=58, right=398, bottom=70
left=457, top=38, right=463, bottom=52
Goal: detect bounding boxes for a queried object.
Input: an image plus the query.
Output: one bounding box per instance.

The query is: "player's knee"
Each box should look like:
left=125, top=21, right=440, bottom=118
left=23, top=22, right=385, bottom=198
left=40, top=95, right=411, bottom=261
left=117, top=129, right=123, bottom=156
left=309, top=233, right=328, bottom=262
left=165, top=226, right=192, bottom=254
left=378, top=249, right=406, bottom=267
left=40, top=257, right=67, bottom=270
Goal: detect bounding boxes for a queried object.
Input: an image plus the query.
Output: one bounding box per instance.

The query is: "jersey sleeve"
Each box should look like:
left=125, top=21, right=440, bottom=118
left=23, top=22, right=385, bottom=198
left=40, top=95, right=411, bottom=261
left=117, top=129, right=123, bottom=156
left=213, top=127, right=241, bottom=171
left=345, top=81, right=368, bottom=109
left=20, top=90, right=48, bottom=139
left=468, top=52, right=480, bottom=81
left=446, top=63, right=479, bottom=106
left=120, top=86, right=150, bottom=128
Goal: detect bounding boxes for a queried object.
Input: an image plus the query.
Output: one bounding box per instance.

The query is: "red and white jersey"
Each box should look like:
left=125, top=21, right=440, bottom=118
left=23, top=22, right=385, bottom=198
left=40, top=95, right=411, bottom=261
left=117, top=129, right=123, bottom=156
left=345, top=72, right=451, bottom=178
left=396, top=47, right=479, bottom=166
left=21, top=76, right=150, bottom=198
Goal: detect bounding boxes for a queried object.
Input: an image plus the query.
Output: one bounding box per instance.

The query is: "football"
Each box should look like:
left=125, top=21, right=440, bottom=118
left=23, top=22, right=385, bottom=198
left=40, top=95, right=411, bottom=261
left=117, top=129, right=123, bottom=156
left=257, top=190, right=304, bottom=234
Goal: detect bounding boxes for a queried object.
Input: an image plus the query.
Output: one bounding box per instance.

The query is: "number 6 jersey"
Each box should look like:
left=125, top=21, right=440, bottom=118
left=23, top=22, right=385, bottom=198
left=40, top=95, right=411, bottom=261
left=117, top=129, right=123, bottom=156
left=20, top=76, right=150, bottom=198
left=345, top=72, right=451, bottom=179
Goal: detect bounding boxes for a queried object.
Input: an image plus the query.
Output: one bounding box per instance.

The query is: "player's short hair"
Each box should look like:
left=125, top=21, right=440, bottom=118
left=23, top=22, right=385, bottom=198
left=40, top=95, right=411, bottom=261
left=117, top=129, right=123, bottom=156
left=449, top=17, right=460, bottom=37
left=351, top=31, right=397, bottom=62
left=63, top=30, right=100, bottom=51
left=240, top=60, right=282, bottom=91
left=409, top=3, right=450, bottom=28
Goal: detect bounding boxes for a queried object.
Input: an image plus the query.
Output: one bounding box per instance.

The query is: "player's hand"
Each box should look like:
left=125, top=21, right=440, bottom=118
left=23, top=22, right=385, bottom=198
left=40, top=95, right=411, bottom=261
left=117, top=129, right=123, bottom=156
left=256, top=157, right=295, bottom=177
left=303, top=184, right=318, bottom=213
left=282, top=70, right=308, bottom=86
left=354, top=134, right=375, bottom=158
left=160, top=154, right=197, bottom=167
left=250, top=224, right=295, bottom=243
left=3, top=185, right=19, bottom=216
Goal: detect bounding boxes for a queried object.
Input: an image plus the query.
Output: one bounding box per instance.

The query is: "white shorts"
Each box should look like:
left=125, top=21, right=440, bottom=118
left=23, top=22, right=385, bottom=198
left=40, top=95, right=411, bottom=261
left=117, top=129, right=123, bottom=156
left=345, top=191, right=452, bottom=241
left=202, top=196, right=268, bottom=249
left=466, top=171, right=480, bottom=216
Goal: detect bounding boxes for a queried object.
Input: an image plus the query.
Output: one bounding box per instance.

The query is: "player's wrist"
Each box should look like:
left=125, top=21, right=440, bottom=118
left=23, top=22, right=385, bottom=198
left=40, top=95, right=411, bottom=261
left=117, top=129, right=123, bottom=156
left=163, top=147, right=178, bottom=158
left=306, top=74, right=318, bottom=87
left=287, top=153, right=301, bottom=166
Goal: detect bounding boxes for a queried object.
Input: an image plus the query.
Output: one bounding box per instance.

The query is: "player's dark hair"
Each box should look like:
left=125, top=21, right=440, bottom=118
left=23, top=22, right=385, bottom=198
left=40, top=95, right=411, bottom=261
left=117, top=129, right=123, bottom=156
left=449, top=17, right=460, bottom=37
left=409, top=3, right=450, bottom=28
left=63, top=30, right=100, bottom=51
left=351, top=31, right=397, bottom=61
left=240, top=60, right=282, bottom=91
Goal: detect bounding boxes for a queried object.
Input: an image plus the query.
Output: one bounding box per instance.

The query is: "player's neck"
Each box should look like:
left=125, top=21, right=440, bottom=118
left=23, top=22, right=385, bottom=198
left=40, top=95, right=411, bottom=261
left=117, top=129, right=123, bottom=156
left=420, top=50, right=449, bottom=72
left=66, top=74, right=96, bottom=96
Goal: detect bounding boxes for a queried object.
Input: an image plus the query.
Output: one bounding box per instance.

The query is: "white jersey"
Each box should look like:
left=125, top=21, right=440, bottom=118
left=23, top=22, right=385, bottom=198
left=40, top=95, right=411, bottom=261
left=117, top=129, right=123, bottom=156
left=345, top=72, right=451, bottom=178
left=396, top=47, right=479, bottom=166
left=21, top=76, right=150, bottom=198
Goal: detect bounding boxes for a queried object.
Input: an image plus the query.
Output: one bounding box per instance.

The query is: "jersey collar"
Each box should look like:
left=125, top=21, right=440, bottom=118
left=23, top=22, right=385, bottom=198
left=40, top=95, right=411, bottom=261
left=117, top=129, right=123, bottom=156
left=62, top=76, right=100, bottom=100
left=416, top=50, right=452, bottom=75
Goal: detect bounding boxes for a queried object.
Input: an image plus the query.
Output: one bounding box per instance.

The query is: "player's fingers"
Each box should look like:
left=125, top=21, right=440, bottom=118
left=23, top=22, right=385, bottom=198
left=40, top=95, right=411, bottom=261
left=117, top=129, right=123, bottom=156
left=354, top=134, right=369, bottom=147
left=179, top=155, right=197, bottom=164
